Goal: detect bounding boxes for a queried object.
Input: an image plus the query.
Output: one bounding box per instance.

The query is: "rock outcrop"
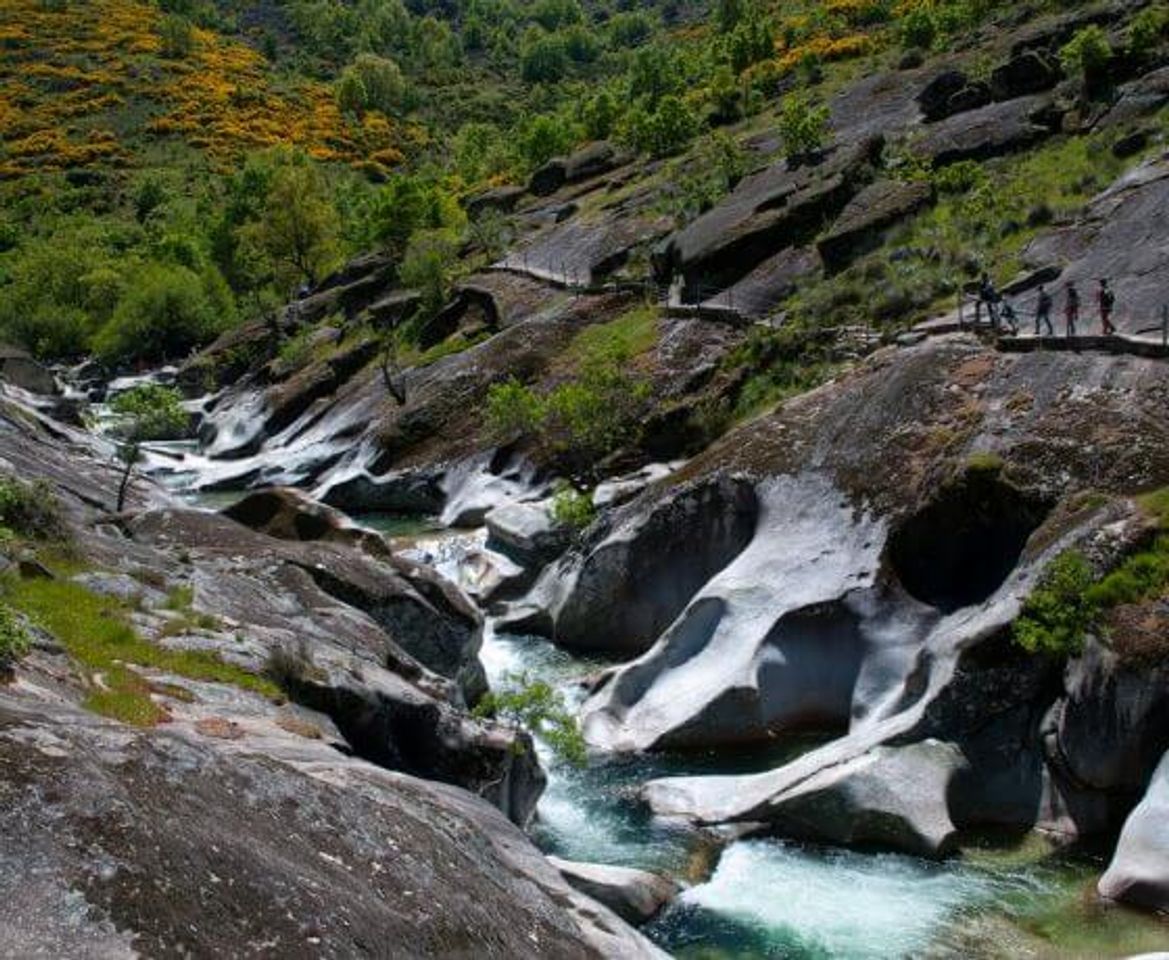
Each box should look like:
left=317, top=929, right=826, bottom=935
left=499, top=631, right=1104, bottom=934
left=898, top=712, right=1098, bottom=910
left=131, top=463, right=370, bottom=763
left=0, top=688, right=663, bottom=958
left=574, top=334, right=1169, bottom=857
left=515, top=475, right=758, bottom=656
left=548, top=858, right=679, bottom=925
left=1098, top=750, right=1169, bottom=913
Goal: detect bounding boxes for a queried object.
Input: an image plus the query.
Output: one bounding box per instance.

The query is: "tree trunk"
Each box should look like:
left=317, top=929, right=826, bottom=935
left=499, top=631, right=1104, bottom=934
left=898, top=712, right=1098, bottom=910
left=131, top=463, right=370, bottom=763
left=116, top=460, right=134, bottom=513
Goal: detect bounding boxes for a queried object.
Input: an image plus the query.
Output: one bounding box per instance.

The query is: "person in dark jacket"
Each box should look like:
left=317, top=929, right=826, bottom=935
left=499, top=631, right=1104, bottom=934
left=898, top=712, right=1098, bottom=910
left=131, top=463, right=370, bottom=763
left=1034, top=284, right=1054, bottom=336
left=1065, top=281, right=1080, bottom=337
left=1098, top=278, right=1116, bottom=335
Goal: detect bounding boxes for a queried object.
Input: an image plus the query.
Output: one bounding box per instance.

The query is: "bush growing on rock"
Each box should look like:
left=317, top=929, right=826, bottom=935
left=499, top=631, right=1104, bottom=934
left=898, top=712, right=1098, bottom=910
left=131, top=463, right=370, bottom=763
left=111, top=385, right=188, bottom=442
left=473, top=671, right=586, bottom=766
left=778, top=93, right=830, bottom=160
left=1013, top=551, right=1097, bottom=656
left=0, top=475, right=65, bottom=542
left=0, top=603, right=32, bottom=681
left=550, top=482, right=595, bottom=533
left=1061, top=25, right=1113, bottom=94
left=486, top=336, right=651, bottom=472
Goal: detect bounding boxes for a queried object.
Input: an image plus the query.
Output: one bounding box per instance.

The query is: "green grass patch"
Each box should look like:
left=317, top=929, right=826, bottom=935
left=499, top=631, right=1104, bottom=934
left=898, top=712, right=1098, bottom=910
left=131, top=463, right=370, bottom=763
left=566, top=304, right=660, bottom=365
left=1, top=575, right=278, bottom=725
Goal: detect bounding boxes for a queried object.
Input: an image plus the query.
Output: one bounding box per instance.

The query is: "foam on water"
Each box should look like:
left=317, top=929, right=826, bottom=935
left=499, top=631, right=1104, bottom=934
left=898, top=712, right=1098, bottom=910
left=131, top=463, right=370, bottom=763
left=655, top=839, right=1001, bottom=958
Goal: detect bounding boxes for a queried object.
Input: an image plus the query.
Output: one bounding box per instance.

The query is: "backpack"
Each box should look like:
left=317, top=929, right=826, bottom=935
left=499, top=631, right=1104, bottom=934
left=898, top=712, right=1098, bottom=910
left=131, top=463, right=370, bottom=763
left=1102, top=288, right=1116, bottom=310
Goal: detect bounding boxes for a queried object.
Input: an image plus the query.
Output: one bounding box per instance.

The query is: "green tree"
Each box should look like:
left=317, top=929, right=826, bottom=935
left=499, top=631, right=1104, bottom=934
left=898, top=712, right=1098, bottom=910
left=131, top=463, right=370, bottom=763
left=517, top=113, right=576, bottom=170
left=369, top=173, right=450, bottom=259
left=336, top=53, right=408, bottom=116
left=473, top=671, right=587, bottom=766
left=92, top=262, right=233, bottom=364
left=110, top=385, right=189, bottom=512
left=237, top=157, right=340, bottom=289
left=520, top=26, right=569, bottom=83
left=399, top=229, right=457, bottom=318
left=778, top=93, right=830, bottom=159
left=582, top=89, right=621, bottom=140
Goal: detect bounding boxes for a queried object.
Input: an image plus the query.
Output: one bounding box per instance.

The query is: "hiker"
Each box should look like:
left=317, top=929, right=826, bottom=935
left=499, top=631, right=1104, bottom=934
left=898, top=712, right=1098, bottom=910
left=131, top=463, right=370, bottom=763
left=1098, top=278, right=1117, bottom=335
left=1034, top=284, right=1054, bottom=336
left=978, top=272, right=1002, bottom=331
left=1065, top=281, right=1080, bottom=337
left=999, top=299, right=1020, bottom=335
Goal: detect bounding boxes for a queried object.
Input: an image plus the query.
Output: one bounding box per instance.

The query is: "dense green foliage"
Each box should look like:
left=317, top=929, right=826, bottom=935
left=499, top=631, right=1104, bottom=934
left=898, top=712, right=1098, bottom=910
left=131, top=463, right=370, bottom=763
left=549, top=482, right=596, bottom=532
left=1013, top=551, right=1098, bottom=656
left=0, top=474, right=66, bottom=543
left=111, top=384, right=189, bottom=441
left=0, top=603, right=32, bottom=678
left=473, top=670, right=587, bottom=766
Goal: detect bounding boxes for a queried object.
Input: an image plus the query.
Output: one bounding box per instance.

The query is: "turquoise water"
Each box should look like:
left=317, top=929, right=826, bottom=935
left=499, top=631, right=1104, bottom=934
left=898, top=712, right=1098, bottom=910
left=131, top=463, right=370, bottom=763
left=481, top=629, right=1169, bottom=959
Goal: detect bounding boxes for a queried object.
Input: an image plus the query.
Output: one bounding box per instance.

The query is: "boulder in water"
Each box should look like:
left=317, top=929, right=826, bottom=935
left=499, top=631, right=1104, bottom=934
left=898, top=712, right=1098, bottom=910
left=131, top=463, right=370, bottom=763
left=1098, top=750, right=1169, bottom=912
left=548, top=857, right=679, bottom=924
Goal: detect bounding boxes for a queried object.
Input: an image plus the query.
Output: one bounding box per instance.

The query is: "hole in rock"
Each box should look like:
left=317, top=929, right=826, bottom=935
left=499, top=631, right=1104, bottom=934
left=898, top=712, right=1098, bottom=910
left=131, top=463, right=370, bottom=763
left=887, top=468, right=1052, bottom=614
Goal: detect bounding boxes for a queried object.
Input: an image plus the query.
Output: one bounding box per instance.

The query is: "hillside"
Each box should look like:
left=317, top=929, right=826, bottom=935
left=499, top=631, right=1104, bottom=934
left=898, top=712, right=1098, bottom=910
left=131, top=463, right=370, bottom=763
left=4, top=0, right=1169, bottom=956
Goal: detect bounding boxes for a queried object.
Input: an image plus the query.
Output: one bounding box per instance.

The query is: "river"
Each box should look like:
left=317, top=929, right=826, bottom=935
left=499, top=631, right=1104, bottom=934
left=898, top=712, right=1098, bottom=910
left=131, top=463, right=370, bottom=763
left=124, top=430, right=1168, bottom=958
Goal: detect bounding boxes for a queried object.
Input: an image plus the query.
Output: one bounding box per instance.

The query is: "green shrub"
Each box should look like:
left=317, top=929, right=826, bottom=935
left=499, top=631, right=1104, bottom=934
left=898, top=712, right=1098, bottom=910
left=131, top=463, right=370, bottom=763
left=900, top=7, right=937, bottom=50
left=0, top=475, right=65, bottom=541
left=110, top=384, right=188, bottom=441
left=336, top=53, right=407, bottom=116
left=623, top=95, right=700, bottom=158
left=1086, top=535, right=1169, bottom=608
left=550, top=482, right=595, bottom=532
left=486, top=377, right=545, bottom=442
left=1013, top=551, right=1097, bottom=656
left=778, top=93, right=830, bottom=159
left=1129, top=4, right=1169, bottom=57
left=933, top=160, right=988, bottom=195
left=0, top=603, right=31, bottom=678
left=159, top=13, right=194, bottom=57
left=473, top=670, right=586, bottom=766
left=93, top=263, right=233, bottom=364
left=1060, top=26, right=1112, bottom=88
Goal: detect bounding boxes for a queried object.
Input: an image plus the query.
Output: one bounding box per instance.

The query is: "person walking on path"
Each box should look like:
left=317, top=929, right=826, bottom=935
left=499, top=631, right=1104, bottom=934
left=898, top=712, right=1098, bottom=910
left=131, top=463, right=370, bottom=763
left=1065, top=281, right=1080, bottom=337
left=978, top=272, right=1002, bottom=332
left=1098, top=278, right=1117, bottom=335
left=1035, top=285, right=1054, bottom=336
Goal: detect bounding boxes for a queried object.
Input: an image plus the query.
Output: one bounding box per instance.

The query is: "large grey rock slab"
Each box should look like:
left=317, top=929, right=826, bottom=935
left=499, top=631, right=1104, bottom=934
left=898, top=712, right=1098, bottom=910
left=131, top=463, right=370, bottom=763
left=752, top=740, right=967, bottom=859
left=485, top=499, right=570, bottom=568
left=818, top=179, right=934, bottom=272
left=548, top=857, right=679, bottom=925
left=912, top=94, right=1058, bottom=166
left=1099, top=750, right=1169, bottom=912
left=1024, top=152, right=1169, bottom=335
left=657, top=137, right=882, bottom=292
left=525, top=475, right=758, bottom=657
left=581, top=473, right=905, bottom=751
left=0, top=691, right=660, bottom=959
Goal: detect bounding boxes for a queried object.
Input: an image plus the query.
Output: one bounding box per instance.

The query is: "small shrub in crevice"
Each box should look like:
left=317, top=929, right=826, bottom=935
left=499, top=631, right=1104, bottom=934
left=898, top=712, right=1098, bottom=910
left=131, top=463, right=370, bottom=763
left=473, top=671, right=586, bottom=766
left=1013, top=550, right=1097, bottom=657
left=549, top=482, right=595, bottom=533
left=0, top=603, right=32, bottom=680
left=0, top=475, right=66, bottom=542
